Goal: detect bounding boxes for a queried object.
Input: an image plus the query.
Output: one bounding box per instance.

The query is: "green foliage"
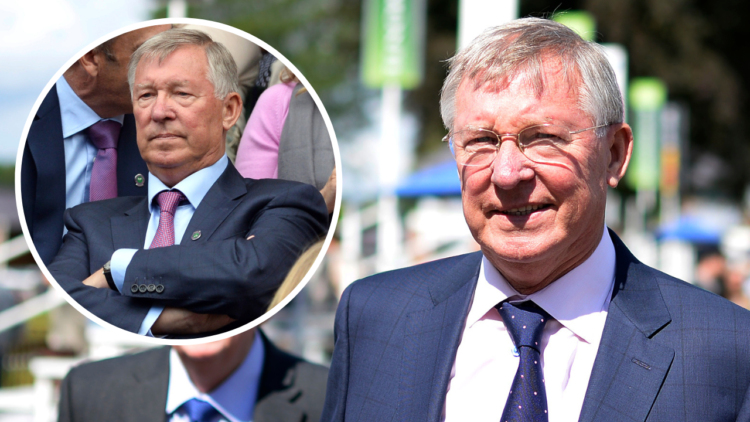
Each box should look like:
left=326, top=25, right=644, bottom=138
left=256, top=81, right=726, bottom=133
left=189, top=0, right=368, bottom=140
left=0, top=166, right=15, bottom=187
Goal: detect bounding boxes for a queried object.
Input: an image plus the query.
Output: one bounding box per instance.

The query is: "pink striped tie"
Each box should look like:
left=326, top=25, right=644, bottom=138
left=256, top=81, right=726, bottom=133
left=88, top=120, right=121, bottom=201
left=150, top=190, right=186, bottom=249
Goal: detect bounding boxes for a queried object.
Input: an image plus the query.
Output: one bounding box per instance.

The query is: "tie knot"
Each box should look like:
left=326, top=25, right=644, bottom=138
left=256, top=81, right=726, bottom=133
left=179, top=398, right=220, bottom=422
left=155, top=190, right=186, bottom=216
left=87, top=119, right=121, bottom=149
left=496, top=301, right=550, bottom=350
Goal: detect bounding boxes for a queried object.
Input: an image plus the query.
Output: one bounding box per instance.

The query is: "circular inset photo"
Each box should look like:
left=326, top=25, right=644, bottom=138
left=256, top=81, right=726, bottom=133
left=16, top=18, right=341, bottom=343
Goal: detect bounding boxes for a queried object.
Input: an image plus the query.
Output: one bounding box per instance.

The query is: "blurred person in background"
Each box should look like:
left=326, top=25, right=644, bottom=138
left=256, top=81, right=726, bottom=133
left=48, top=28, right=328, bottom=337
left=694, top=248, right=725, bottom=294
left=58, top=327, right=328, bottom=422
left=323, top=18, right=750, bottom=422
left=21, top=25, right=170, bottom=267
left=235, top=67, right=336, bottom=214
left=722, top=260, right=750, bottom=309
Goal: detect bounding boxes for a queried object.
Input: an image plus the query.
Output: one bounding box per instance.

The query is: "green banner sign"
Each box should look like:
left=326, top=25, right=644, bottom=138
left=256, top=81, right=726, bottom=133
left=361, top=0, right=425, bottom=89
left=626, top=78, right=667, bottom=191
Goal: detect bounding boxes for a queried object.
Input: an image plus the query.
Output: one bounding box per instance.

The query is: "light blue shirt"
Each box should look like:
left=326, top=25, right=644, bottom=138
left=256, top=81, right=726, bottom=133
left=111, top=155, right=229, bottom=335
left=166, top=330, right=264, bottom=422
left=56, top=76, right=124, bottom=216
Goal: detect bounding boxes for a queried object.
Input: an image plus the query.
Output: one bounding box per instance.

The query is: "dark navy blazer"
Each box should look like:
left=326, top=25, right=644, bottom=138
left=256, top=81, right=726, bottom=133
left=322, top=231, right=750, bottom=421
left=21, top=86, right=148, bottom=267
left=47, top=163, right=328, bottom=333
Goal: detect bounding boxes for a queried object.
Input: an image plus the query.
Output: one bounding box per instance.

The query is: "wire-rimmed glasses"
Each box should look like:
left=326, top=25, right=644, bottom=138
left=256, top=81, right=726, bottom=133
left=442, top=123, right=611, bottom=167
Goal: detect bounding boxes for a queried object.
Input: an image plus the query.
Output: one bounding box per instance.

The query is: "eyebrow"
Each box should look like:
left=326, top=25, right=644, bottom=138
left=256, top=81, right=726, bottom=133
left=134, top=80, right=191, bottom=91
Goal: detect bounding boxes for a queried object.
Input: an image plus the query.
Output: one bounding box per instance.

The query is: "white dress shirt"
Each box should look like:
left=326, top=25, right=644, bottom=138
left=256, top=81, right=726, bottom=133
left=167, top=330, right=265, bottom=422
left=443, top=228, right=616, bottom=422
left=57, top=76, right=124, bottom=215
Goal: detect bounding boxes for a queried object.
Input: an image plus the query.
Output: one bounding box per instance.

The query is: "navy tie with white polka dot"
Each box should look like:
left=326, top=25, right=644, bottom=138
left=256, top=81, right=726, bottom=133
left=496, top=301, right=551, bottom=422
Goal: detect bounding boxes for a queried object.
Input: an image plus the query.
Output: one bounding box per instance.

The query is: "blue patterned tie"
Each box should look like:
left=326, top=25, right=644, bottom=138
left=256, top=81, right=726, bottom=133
left=496, top=301, right=551, bottom=422
left=180, top=398, right=220, bottom=422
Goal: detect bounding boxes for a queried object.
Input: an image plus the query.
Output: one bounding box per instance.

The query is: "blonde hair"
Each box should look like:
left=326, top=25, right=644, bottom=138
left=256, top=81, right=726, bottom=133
left=280, top=66, right=307, bottom=96
left=267, top=240, right=325, bottom=310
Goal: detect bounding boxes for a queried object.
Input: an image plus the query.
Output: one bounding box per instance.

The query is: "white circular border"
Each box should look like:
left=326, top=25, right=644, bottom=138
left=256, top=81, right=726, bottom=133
left=14, top=17, right=343, bottom=346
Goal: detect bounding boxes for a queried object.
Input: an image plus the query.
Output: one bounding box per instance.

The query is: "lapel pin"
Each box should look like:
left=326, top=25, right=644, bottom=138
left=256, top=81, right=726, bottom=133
left=246, top=235, right=255, bottom=240
left=134, top=173, right=145, bottom=187
left=191, top=230, right=201, bottom=241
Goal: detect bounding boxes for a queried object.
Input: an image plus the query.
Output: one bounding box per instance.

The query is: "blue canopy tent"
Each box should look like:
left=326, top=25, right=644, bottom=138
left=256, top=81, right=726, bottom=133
left=395, top=160, right=461, bottom=197
left=656, top=216, right=722, bottom=244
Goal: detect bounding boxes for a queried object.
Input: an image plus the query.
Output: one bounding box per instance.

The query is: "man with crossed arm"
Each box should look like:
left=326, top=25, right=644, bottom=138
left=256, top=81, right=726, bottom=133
left=48, top=28, right=328, bottom=336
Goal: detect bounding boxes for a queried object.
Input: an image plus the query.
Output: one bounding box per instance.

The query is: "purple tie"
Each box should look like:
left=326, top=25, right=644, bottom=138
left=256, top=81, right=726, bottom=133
left=87, top=120, right=121, bottom=201
left=150, top=190, right=186, bottom=249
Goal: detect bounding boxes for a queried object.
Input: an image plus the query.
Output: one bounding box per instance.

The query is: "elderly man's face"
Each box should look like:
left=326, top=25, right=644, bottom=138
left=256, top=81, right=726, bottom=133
left=454, top=60, right=631, bottom=293
left=133, top=44, right=240, bottom=186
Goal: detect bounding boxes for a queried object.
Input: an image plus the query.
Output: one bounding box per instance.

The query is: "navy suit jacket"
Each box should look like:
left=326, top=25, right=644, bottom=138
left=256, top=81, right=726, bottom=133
left=58, top=331, right=329, bottom=422
left=21, top=85, right=149, bottom=267
left=47, top=162, right=328, bottom=333
left=322, top=231, right=750, bottom=421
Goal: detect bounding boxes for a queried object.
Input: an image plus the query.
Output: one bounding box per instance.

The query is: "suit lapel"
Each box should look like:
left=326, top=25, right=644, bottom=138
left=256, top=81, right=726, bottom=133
left=116, top=114, right=149, bottom=197
left=121, top=347, right=170, bottom=422
left=111, top=198, right=150, bottom=250
left=254, top=332, right=305, bottom=422
left=579, top=231, right=674, bottom=422
left=181, top=163, right=247, bottom=244
left=27, top=87, right=67, bottom=260
left=398, top=252, right=482, bottom=422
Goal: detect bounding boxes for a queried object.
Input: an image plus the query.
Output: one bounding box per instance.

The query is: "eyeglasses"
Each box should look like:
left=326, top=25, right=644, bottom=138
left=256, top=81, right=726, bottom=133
left=442, top=123, right=611, bottom=167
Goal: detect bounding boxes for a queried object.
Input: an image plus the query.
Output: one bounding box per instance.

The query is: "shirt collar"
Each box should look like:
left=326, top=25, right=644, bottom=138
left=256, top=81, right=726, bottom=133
left=148, top=155, right=228, bottom=211
left=56, top=75, right=124, bottom=138
left=166, top=330, right=265, bottom=422
left=468, top=227, right=616, bottom=344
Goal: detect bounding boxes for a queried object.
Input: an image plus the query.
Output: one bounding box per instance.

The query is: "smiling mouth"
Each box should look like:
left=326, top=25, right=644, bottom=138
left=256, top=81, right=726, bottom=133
left=499, top=204, right=552, bottom=216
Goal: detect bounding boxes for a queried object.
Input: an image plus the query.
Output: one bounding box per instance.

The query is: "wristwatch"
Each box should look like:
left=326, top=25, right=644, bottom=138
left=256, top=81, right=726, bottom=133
left=102, top=260, right=117, bottom=291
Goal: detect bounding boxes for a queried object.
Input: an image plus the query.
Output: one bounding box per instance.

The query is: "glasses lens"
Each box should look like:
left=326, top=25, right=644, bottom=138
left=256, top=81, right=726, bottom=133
left=518, top=125, right=571, bottom=163
left=451, top=129, right=498, bottom=167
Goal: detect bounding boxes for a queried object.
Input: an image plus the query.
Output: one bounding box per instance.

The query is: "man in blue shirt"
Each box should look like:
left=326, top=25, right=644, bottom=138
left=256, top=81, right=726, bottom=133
left=47, top=28, right=328, bottom=336
left=21, top=24, right=170, bottom=266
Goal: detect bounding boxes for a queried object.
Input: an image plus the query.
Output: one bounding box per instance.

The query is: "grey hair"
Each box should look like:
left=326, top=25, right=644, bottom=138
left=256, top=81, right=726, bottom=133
left=440, top=17, right=623, bottom=135
left=127, top=28, right=239, bottom=100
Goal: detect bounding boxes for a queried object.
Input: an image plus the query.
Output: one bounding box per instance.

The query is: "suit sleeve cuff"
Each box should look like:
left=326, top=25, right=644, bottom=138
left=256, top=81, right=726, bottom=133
left=138, top=306, right=164, bottom=336
left=111, top=249, right=137, bottom=293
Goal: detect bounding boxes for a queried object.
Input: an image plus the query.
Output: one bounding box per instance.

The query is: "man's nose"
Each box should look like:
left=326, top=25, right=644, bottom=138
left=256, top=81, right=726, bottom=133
left=490, top=137, right=534, bottom=189
left=151, top=93, right=175, bottom=121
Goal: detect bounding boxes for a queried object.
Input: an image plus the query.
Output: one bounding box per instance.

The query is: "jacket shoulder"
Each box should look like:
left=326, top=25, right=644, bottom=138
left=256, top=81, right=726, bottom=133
left=345, top=252, right=483, bottom=303
left=65, top=346, right=169, bottom=385
left=652, top=266, right=750, bottom=324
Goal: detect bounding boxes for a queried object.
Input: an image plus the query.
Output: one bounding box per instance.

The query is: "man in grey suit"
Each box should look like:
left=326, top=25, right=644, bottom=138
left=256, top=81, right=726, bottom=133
left=58, top=328, right=328, bottom=422
left=322, top=18, right=750, bottom=421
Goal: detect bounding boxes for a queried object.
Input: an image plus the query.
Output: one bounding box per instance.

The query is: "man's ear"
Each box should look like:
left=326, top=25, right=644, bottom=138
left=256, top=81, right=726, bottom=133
left=221, top=92, right=243, bottom=130
left=78, top=50, right=102, bottom=78
left=606, top=123, right=633, bottom=188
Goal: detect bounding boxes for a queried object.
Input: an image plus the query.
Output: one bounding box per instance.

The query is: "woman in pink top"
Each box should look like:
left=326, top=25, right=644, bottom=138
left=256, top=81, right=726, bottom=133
left=235, top=72, right=297, bottom=179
